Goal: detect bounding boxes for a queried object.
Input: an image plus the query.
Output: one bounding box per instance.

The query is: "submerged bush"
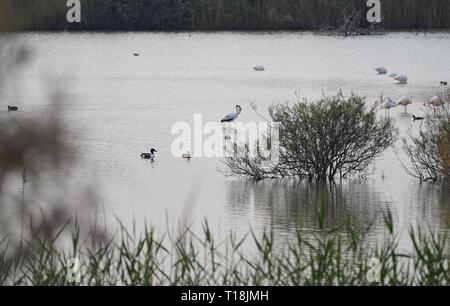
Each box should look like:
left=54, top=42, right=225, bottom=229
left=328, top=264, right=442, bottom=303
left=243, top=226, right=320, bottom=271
left=224, top=93, right=398, bottom=182
left=402, top=91, right=450, bottom=184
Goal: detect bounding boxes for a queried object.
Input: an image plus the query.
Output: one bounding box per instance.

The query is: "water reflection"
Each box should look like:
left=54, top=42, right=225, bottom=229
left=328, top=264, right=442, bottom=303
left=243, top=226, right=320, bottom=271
left=226, top=179, right=393, bottom=235
left=225, top=177, right=450, bottom=250
left=7, top=32, right=450, bottom=250
left=412, top=183, right=450, bottom=231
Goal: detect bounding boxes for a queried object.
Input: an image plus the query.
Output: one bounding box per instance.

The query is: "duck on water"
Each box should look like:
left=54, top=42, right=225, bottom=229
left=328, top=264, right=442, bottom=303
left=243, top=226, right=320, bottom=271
left=141, top=148, right=157, bottom=161
left=253, top=66, right=265, bottom=71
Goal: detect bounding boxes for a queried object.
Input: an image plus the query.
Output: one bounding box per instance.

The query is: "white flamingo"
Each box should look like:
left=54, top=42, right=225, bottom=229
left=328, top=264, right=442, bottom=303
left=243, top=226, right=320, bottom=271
left=380, top=97, right=398, bottom=117
left=424, top=96, right=444, bottom=113
left=375, top=67, right=387, bottom=74
left=221, top=105, right=242, bottom=123
left=396, top=96, right=413, bottom=113
left=221, top=105, right=242, bottom=140
left=394, top=74, right=408, bottom=84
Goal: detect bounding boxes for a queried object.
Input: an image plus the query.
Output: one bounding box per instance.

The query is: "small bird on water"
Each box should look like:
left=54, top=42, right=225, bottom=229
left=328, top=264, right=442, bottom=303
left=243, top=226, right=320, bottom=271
left=8, top=105, right=18, bottom=112
left=141, top=148, right=157, bottom=161
left=182, top=151, right=192, bottom=160
left=412, top=115, right=425, bottom=121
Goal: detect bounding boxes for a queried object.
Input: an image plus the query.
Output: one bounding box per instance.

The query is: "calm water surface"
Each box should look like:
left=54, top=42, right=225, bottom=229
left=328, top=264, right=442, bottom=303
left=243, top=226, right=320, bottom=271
left=2, top=32, right=450, bottom=249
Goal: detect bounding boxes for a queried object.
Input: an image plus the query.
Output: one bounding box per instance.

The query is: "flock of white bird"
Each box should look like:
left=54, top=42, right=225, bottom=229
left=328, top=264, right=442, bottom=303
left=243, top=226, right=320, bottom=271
left=140, top=64, right=446, bottom=162
left=375, top=67, right=409, bottom=85
left=374, top=66, right=446, bottom=118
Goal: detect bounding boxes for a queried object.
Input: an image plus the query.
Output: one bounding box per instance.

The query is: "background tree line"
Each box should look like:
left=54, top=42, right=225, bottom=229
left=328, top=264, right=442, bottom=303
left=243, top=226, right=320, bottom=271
left=2, top=0, right=450, bottom=31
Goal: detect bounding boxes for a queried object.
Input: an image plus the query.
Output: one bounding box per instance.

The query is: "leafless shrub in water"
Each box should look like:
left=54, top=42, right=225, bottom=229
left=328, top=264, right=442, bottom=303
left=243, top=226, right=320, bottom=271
left=402, top=89, right=450, bottom=184
left=224, top=93, right=398, bottom=183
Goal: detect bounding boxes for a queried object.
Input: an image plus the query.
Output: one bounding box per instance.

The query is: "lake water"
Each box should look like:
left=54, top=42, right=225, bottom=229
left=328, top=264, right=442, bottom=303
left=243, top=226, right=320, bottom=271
left=2, top=32, right=450, bottom=250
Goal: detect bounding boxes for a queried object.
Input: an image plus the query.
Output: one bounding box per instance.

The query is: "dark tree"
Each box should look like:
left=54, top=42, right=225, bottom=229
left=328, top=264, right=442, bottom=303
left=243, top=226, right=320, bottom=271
left=2, top=0, right=450, bottom=31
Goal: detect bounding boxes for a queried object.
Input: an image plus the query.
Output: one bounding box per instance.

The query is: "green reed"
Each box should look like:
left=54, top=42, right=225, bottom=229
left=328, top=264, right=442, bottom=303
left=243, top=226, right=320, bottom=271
left=0, top=212, right=448, bottom=286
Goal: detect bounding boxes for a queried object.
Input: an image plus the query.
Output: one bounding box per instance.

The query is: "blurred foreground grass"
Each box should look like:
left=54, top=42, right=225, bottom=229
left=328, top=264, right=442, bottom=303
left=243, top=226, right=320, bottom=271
left=0, top=211, right=449, bottom=286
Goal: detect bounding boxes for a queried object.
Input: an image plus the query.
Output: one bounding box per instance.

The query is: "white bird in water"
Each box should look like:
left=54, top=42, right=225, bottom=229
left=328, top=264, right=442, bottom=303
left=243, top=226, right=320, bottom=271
left=424, top=96, right=444, bottom=113
left=253, top=66, right=265, bottom=71
left=221, top=105, right=242, bottom=140
left=380, top=97, right=398, bottom=117
left=396, top=96, right=413, bottom=113
left=394, top=74, right=408, bottom=84
left=221, top=105, right=242, bottom=123
left=375, top=67, right=387, bottom=74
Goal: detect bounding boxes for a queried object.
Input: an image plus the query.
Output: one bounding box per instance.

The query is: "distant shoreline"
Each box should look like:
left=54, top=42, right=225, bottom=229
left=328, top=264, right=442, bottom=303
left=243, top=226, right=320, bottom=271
left=4, top=0, right=450, bottom=34
left=2, top=28, right=450, bottom=35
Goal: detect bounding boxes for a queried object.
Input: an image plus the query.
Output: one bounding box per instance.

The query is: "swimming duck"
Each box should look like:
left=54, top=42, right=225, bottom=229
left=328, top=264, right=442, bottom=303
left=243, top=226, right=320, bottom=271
left=141, top=148, right=157, bottom=161
left=182, top=151, right=192, bottom=159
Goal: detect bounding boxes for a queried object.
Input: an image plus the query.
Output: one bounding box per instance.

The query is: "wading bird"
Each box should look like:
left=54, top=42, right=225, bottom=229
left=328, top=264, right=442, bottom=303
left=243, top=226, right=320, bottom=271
left=221, top=105, right=242, bottom=123
left=380, top=97, right=397, bottom=117
left=397, top=96, right=413, bottom=113
left=375, top=67, right=387, bottom=74
left=222, top=105, right=242, bottom=140
left=141, top=148, right=157, bottom=161
left=424, top=96, right=444, bottom=113
left=394, top=74, right=408, bottom=84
